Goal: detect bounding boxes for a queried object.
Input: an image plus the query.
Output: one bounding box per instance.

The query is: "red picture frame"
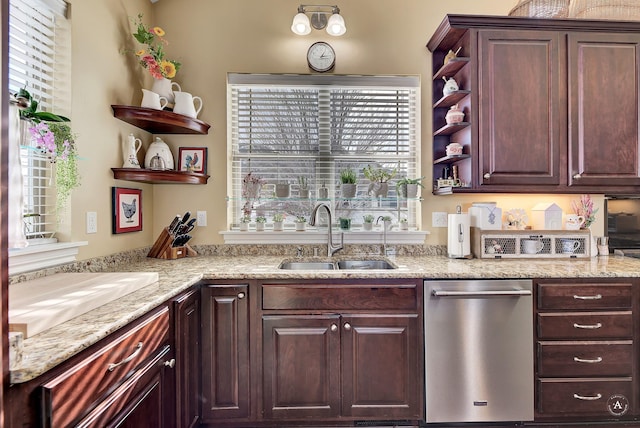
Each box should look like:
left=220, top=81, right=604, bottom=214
left=178, top=147, right=207, bottom=174
left=112, top=187, right=142, bottom=234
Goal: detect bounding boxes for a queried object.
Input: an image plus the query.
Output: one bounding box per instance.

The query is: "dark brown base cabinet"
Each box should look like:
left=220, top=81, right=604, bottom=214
left=534, top=278, right=640, bottom=423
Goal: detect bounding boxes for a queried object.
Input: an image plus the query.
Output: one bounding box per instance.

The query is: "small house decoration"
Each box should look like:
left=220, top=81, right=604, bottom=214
left=531, top=202, right=563, bottom=230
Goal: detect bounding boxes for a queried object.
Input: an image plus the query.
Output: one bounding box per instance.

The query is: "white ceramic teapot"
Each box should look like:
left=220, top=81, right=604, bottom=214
left=173, top=91, right=203, bottom=118
left=144, top=137, right=174, bottom=170
left=442, top=76, right=459, bottom=97
left=122, top=134, right=142, bottom=168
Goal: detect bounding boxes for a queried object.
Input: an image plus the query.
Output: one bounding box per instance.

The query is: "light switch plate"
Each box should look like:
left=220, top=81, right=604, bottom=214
left=197, top=210, right=207, bottom=226
left=432, top=212, right=448, bottom=228
left=86, top=212, right=97, bottom=234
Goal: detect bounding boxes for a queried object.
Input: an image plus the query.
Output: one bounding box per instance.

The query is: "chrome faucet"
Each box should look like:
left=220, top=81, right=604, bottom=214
left=309, top=203, right=344, bottom=257
left=376, top=216, right=393, bottom=256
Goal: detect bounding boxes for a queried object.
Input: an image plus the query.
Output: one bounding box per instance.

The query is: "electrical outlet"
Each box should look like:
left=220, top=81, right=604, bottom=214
left=196, top=210, right=207, bottom=227
left=86, top=212, right=97, bottom=234
left=432, top=211, right=448, bottom=228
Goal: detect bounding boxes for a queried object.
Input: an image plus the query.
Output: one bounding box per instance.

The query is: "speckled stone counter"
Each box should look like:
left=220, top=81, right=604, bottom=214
left=10, top=252, right=640, bottom=384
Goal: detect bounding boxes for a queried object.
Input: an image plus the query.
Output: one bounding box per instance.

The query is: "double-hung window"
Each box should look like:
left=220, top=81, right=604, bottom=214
left=8, top=0, right=70, bottom=244
left=227, top=73, right=421, bottom=236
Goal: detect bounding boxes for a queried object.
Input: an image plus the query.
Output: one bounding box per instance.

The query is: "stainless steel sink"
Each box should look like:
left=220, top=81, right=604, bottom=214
left=337, top=260, right=396, bottom=270
left=278, top=261, right=335, bottom=270
left=278, top=259, right=396, bottom=270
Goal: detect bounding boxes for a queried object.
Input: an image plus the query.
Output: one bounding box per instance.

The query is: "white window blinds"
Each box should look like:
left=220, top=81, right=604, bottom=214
left=8, top=0, right=70, bottom=242
left=228, top=74, right=420, bottom=228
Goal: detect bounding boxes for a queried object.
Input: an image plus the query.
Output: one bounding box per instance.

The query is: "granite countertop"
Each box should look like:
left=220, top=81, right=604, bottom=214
left=10, top=253, right=640, bottom=384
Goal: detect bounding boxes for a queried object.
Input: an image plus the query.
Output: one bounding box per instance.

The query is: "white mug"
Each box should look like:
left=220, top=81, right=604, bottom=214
left=565, top=214, right=585, bottom=230
left=141, top=89, right=168, bottom=110
left=561, top=239, right=581, bottom=254
left=522, top=239, right=544, bottom=254
left=173, top=91, right=203, bottom=118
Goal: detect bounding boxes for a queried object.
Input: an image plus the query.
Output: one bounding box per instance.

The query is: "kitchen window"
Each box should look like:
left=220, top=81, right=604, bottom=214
left=8, top=0, right=85, bottom=274
left=226, top=73, right=421, bottom=240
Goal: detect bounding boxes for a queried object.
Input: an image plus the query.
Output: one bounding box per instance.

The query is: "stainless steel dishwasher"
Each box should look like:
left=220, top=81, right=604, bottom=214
left=424, top=279, right=534, bottom=423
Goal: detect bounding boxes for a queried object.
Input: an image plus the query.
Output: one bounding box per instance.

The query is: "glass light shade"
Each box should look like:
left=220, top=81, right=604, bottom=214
left=291, top=12, right=311, bottom=35
left=326, top=13, right=346, bottom=36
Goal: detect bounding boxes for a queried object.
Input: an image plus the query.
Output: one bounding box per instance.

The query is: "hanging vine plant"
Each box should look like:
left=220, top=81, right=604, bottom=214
left=16, top=88, right=81, bottom=213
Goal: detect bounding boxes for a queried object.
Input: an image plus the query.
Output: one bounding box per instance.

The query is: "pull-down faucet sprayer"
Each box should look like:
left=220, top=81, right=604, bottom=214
left=309, top=203, right=344, bottom=257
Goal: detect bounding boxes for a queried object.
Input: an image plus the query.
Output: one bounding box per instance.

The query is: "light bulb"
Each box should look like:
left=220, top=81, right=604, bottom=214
left=291, top=12, right=311, bottom=35
left=326, top=13, right=346, bottom=36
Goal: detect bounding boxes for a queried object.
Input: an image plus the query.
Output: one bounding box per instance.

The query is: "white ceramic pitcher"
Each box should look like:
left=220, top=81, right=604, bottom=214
left=150, top=77, right=181, bottom=104
left=173, top=91, right=203, bottom=118
left=122, top=134, right=142, bottom=168
left=141, top=89, right=168, bottom=110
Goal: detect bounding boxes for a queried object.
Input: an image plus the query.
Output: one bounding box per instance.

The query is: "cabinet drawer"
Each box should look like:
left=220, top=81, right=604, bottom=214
left=538, top=283, right=632, bottom=310
left=41, top=306, right=170, bottom=428
left=262, top=281, right=418, bottom=311
left=538, top=378, right=633, bottom=416
left=538, top=341, right=633, bottom=377
left=537, top=312, right=633, bottom=339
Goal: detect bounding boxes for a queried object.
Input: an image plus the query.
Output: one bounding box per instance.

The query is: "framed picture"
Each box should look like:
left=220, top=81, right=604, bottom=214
left=112, top=187, right=142, bottom=234
left=178, top=147, right=208, bottom=174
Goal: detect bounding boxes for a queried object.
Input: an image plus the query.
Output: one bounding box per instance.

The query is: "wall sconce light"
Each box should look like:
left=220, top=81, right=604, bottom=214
left=291, top=5, right=347, bottom=36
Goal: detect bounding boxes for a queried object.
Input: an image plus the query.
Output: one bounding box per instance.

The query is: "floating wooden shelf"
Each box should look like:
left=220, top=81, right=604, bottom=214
left=111, top=105, right=211, bottom=135
left=112, top=168, right=209, bottom=185
left=433, top=122, right=470, bottom=136
left=433, top=154, right=471, bottom=165
left=433, top=57, right=470, bottom=80
left=433, top=90, right=471, bottom=108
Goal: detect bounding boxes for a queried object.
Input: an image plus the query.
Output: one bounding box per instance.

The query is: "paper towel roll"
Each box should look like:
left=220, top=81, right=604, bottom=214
left=448, top=212, right=471, bottom=258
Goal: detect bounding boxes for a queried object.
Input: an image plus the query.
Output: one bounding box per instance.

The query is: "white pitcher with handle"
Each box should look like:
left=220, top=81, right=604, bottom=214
left=150, top=77, right=181, bottom=104
left=122, top=134, right=142, bottom=168
left=173, top=91, right=203, bottom=118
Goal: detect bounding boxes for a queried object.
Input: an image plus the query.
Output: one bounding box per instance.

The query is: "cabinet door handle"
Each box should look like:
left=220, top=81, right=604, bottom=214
left=164, top=358, right=176, bottom=368
left=237, top=292, right=246, bottom=299
left=573, top=322, right=602, bottom=329
left=483, top=173, right=490, bottom=179
left=573, top=356, right=603, bottom=364
left=343, top=322, right=352, bottom=331
left=573, top=173, right=582, bottom=179
left=573, top=294, right=602, bottom=300
left=330, top=323, right=338, bottom=332
left=108, top=342, right=143, bottom=371
left=573, top=393, right=602, bottom=401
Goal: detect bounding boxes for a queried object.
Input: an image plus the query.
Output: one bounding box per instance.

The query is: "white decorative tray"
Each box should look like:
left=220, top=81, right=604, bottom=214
left=471, top=228, right=593, bottom=259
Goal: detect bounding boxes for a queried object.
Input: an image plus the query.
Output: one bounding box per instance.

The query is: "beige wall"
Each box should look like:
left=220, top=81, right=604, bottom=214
left=67, top=0, right=604, bottom=260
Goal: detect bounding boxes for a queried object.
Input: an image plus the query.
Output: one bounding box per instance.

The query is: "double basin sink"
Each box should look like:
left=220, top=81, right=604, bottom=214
left=279, top=259, right=396, bottom=270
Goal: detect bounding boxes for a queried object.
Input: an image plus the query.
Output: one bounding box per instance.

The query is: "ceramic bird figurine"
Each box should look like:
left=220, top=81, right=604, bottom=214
left=121, top=198, right=137, bottom=222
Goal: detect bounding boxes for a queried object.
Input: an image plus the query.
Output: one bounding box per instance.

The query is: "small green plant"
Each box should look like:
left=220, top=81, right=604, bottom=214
left=240, top=215, right=251, bottom=223
left=295, top=215, right=307, bottom=223
left=272, top=213, right=285, bottom=222
left=363, top=165, right=397, bottom=183
left=400, top=217, right=408, bottom=223
left=255, top=216, right=267, bottom=223
left=380, top=215, right=392, bottom=222
left=297, top=176, right=308, bottom=189
left=340, top=168, right=357, bottom=184
left=363, top=214, right=375, bottom=223
left=396, top=176, right=425, bottom=188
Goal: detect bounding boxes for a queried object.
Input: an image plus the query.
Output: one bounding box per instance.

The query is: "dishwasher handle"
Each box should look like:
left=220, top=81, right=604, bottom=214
left=432, top=289, right=532, bottom=298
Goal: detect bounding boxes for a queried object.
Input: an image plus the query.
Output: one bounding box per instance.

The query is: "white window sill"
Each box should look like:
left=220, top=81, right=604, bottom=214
left=220, top=228, right=429, bottom=245
left=9, top=241, right=88, bottom=275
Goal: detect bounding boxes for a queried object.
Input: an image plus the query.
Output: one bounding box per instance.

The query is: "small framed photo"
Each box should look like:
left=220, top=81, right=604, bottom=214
left=112, top=187, right=142, bottom=234
left=178, top=147, right=208, bottom=174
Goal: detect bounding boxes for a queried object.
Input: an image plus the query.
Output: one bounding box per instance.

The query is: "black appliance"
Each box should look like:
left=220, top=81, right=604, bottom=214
left=606, top=195, right=640, bottom=257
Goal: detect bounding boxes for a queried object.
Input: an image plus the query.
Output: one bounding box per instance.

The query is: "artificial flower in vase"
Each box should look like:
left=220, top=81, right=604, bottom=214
left=130, top=14, right=182, bottom=103
left=572, top=194, right=599, bottom=257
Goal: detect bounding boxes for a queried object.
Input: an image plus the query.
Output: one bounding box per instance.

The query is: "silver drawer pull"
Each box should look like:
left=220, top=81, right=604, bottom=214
left=108, top=342, right=143, bottom=371
left=573, top=322, right=602, bottom=329
left=573, top=356, right=603, bottom=364
left=573, top=393, right=602, bottom=401
left=573, top=294, right=602, bottom=300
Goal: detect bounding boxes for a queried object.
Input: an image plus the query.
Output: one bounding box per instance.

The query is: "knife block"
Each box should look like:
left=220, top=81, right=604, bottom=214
left=147, top=227, right=197, bottom=260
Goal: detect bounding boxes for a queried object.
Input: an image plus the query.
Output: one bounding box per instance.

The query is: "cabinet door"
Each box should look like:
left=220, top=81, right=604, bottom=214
left=201, top=285, right=250, bottom=422
left=568, top=32, right=640, bottom=187
left=262, top=315, right=341, bottom=420
left=174, top=289, right=200, bottom=428
left=341, top=314, right=421, bottom=419
left=478, top=30, right=563, bottom=187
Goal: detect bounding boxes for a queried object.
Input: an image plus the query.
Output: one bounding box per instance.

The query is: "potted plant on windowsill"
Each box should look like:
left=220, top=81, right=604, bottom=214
left=255, top=216, right=267, bottom=231
left=363, top=214, right=374, bottom=231
left=239, top=216, right=250, bottom=231
left=363, top=165, right=397, bottom=197
left=340, top=168, right=357, bottom=198
left=298, top=176, right=309, bottom=198
left=295, top=216, right=307, bottom=231
left=396, top=176, right=424, bottom=198
left=272, top=213, right=285, bottom=231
